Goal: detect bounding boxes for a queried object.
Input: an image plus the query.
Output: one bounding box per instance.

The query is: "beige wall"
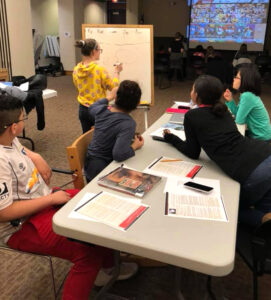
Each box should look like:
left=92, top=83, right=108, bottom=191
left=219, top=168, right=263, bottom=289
left=58, top=0, right=77, bottom=71
left=6, top=0, right=35, bottom=77
left=140, top=0, right=189, bottom=37
left=84, top=0, right=106, bottom=24
left=31, top=0, right=58, bottom=35
left=31, top=0, right=59, bottom=66
left=127, top=0, right=138, bottom=24
left=74, top=0, right=85, bottom=63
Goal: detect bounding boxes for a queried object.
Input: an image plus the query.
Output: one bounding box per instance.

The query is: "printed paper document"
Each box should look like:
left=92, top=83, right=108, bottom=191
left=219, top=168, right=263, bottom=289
left=164, top=177, right=227, bottom=222
left=76, top=191, right=149, bottom=230
left=145, top=156, right=202, bottom=179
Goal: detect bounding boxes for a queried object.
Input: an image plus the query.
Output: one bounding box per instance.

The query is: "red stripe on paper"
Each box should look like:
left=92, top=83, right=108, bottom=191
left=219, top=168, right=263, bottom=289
left=166, top=108, right=189, bottom=114
left=119, top=205, right=146, bottom=229
left=186, top=165, right=201, bottom=178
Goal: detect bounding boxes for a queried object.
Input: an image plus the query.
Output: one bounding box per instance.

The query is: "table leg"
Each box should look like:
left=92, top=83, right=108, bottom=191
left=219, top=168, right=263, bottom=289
left=137, top=105, right=150, bottom=131
left=175, top=267, right=186, bottom=300
left=144, top=108, right=149, bottom=131
left=95, top=250, right=130, bottom=300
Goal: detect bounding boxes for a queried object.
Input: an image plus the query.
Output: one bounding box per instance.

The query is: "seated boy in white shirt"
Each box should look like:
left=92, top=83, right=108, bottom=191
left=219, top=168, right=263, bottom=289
left=0, top=92, right=137, bottom=299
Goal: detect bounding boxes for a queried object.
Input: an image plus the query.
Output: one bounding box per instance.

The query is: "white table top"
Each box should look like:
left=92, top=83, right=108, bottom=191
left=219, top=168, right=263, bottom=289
left=53, top=112, right=240, bottom=276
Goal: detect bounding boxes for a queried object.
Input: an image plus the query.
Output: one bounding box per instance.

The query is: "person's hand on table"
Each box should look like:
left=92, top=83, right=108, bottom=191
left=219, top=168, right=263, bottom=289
left=163, top=129, right=172, bottom=136
left=131, top=133, right=144, bottom=151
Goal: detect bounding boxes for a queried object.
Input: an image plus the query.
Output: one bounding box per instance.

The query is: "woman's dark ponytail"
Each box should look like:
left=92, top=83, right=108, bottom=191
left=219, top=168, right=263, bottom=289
left=212, top=102, right=227, bottom=117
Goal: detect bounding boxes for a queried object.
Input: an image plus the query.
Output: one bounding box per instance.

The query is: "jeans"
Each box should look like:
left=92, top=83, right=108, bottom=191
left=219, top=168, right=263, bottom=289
left=85, top=155, right=111, bottom=183
left=239, top=154, right=271, bottom=227
left=79, top=104, right=94, bottom=133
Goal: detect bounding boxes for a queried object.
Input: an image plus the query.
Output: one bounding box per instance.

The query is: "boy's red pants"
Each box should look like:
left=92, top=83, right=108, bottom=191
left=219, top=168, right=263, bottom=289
left=7, top=189, right=112, bottom=300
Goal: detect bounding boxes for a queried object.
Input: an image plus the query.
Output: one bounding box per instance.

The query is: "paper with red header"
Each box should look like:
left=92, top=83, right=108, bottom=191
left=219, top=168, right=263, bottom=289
left=166, top=108, right=189, bottom=114
left=144, top=156, right=202, bottom=179
left=76, top=191, right=149, bottom=231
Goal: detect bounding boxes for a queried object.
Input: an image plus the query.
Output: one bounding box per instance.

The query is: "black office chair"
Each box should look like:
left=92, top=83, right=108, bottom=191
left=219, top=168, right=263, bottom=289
left=154, top=53, right=171, bottom=89
left=255, top=55, right=271, bottom=78
left=206, top=57, right=233, bottom=85
left=236, top=220, right=271, bottom=300
left=190, top=56, right=205, bottom=78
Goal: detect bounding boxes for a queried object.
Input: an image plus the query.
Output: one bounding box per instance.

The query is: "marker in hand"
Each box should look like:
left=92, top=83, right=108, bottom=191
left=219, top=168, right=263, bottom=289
left=113, top=62, right=122, bottom=66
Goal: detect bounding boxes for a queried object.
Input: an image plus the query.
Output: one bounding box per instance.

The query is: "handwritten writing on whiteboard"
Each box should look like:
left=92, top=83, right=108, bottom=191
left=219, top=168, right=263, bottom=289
left=83, top=25, right=153, bottom=105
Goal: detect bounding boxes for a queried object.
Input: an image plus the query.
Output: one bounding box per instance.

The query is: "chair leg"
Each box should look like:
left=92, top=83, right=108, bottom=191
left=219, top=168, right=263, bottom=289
left=206, top=275, right=216, bottom=300
left=48, top=256, right=57, bottom=300
left=174, top=267, right=186, bottom=300
left=253, top=271, right=258, bottom=300
left=95, top=250, right=121, bottom=300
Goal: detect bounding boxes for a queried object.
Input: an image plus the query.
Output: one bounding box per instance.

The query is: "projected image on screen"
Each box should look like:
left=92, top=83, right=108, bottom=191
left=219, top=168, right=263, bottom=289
left=189, top=0, right=270, bottom=51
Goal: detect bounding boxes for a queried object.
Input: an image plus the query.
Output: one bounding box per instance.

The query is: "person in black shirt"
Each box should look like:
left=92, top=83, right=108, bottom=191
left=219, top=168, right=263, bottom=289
left=163, top=75, right=271, bottom=227
left=168, top=32, right=184, bottom=81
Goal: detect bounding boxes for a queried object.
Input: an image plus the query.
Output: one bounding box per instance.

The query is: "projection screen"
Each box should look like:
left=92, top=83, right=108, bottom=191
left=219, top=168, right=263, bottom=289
left=189, top=0, right=270, bottom=51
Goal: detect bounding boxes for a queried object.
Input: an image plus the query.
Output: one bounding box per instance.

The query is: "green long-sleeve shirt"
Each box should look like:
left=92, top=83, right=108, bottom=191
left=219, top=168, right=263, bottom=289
left=226, top=92, right=271, bottom=141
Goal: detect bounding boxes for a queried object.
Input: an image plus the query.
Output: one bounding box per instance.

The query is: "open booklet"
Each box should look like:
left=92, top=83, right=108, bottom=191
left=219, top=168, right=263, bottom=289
left=75, top=191, right=149, bottom=231
left=150, top=122, right=186, bottom=142
left=164, top=177, right=228, bottom=222
left=145, top=156, right=202, bottom=179
left=97, top=166, right=162, bottom=198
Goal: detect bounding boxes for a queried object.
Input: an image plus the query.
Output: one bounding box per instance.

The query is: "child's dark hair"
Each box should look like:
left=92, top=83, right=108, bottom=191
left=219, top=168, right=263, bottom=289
left=194, top=75, right=227, bottom=117
left=195, top=45, right=204, bottom=52
left=75, top=39, right=98, bottom=56
left=238, top=64, right=261, bottom=96
left=0, top=92, right=23, bottom=135
left=239, top=43, right=247, bottom=55
left=115, top=80, right=141, bottom=112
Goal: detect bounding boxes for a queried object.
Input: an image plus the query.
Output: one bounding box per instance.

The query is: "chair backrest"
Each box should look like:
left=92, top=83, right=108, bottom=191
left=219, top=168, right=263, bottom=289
left=66, top=128, right=94, bottom=189
left=190, top=56, right=205, bottom=68
left=255, top=55, right=271, bottom=67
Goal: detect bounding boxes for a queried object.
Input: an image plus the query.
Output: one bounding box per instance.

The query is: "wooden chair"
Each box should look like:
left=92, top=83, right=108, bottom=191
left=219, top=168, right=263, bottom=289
left=0, top=68, right=9, bottom=81
left=66, top=128, right=94, bottom=189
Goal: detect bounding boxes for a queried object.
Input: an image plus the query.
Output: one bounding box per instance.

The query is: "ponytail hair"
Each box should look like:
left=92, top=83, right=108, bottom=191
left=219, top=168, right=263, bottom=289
left=212, top=102, right=227, bottom=117
left=194, top=75, right=227, bottom=117
left=74, top=38, right=98, bottom=56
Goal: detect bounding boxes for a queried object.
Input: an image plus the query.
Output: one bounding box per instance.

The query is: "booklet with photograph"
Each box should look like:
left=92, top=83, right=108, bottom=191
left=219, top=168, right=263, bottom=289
left=97, top=166, right=162, bottom=198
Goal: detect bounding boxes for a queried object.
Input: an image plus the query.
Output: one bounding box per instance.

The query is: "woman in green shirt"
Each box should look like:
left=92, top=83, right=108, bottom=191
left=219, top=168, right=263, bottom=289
left=224, top=64, right=271, bottom=141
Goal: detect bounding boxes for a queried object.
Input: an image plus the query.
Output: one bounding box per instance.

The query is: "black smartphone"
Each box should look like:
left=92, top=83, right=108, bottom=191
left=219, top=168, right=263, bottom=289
left=178, top=105, right=190, bottom=110
left=183, top=181, right=213, bottom=193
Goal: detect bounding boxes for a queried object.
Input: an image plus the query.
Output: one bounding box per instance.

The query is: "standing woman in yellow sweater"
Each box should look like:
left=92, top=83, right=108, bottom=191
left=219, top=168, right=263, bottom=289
left=73, top=39, right=123, bottom=132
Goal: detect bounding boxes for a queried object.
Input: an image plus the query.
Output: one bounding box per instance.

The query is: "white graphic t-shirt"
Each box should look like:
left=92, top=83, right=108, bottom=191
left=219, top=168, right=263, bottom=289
left=0, top=138, right=50, bottom=244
